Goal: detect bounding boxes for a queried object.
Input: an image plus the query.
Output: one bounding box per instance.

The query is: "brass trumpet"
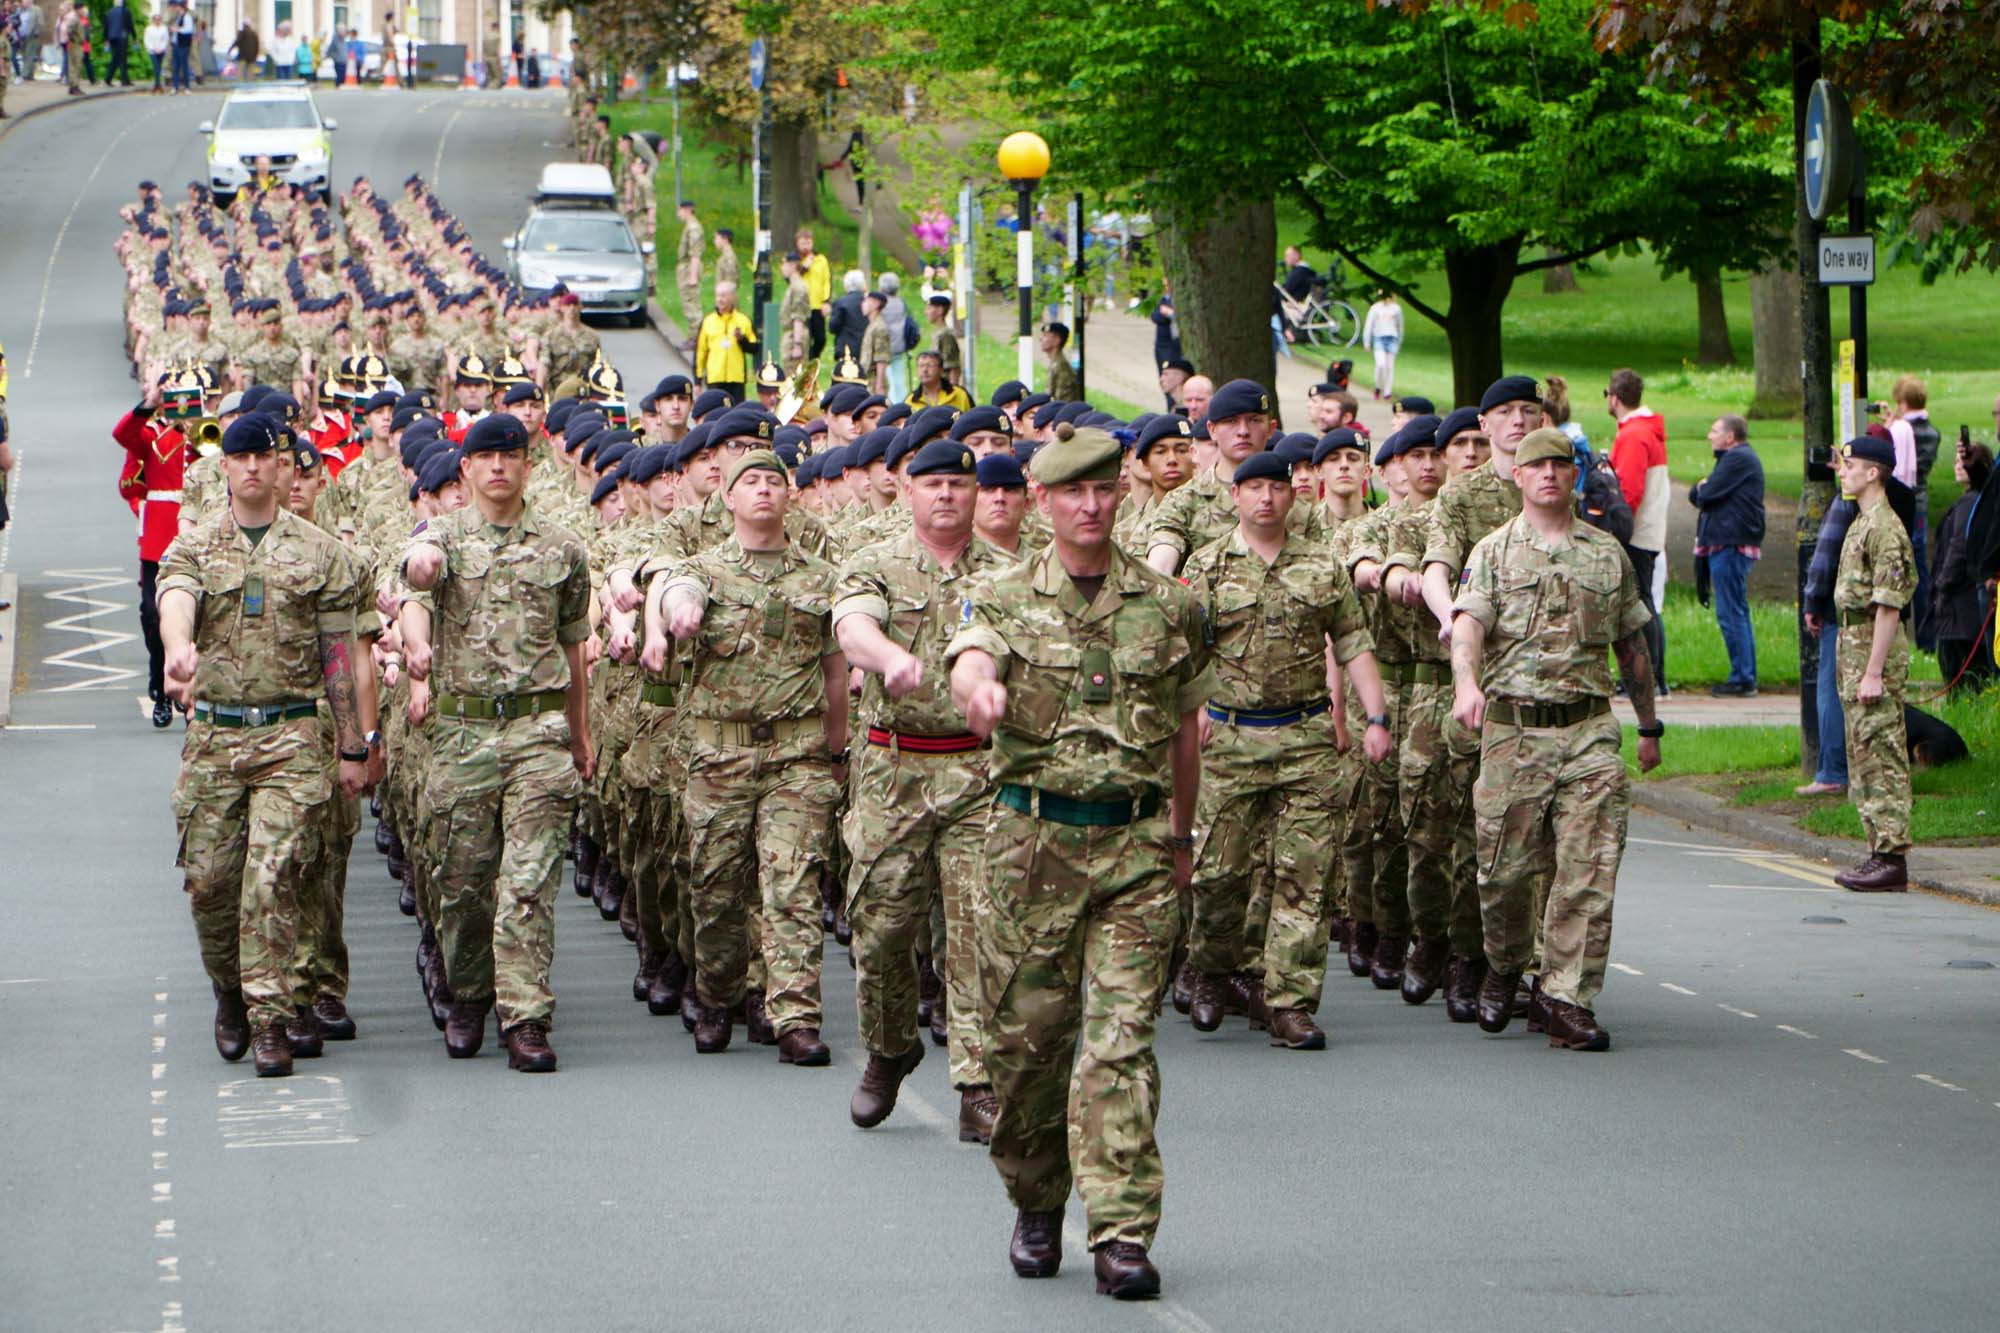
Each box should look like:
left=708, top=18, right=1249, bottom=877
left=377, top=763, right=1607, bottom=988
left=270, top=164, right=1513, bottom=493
left=192, top=419, right=222, bottom=449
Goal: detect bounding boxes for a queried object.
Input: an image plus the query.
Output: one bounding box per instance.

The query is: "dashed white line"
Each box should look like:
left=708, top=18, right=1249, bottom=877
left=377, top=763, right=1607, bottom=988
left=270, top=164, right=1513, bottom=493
left=1716, top=1004, right=1759, bottom=1019
left=899, top=1090, right=953, bottom=1133
left=1843, top=1048, right=1886, bottom=1065
left=152, top=1182, right=172, bottom=1202
left=1660, top=983, right=1698, bottom=996
left=156, top=1256, right=180, bottom=1283
left=1608, top=962, right=1644, bottom=976
left=1913, top=1074, right=1967, bottom=1092
left=1775, top=1024, right=1818, bottom=1040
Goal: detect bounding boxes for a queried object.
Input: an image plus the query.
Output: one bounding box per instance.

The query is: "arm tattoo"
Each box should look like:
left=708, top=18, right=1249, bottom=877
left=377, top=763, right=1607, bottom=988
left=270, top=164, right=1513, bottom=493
left=1612, top=629, right=1656, bottom=725
left=320, top=633, right=363, bottom=753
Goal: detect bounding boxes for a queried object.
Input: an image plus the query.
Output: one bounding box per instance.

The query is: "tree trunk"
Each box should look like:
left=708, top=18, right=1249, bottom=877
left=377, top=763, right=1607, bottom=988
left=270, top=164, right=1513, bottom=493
left=769, top=118, right=819, bottom=260
left=1694, top=265, right=1736, bottom=366
left=1441, top=240, right=1521, bottom=407
left=1540, top=247, right=1579, bottom=294
left=1747, top=258, right=1801, bottom=416
left=1158, top=195, right=1277, bottom=401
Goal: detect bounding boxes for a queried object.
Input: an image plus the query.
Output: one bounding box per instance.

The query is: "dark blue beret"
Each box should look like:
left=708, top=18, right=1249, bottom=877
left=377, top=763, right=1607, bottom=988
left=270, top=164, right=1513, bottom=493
left=1231, top=450, right=1290, bottom=485
left=1395, top=395, right=1435, bottom=416
left=1843, top=434, right=1896, bottom=468
left=976, top=454, right=1026, bottom=488
left=907, top=439, right=978, bottom=478
left=952, top=405, right=1014, bottom=441
left=990, top=380, right=1027, bottom=407
left=1312, top=428, right=1366, bottom=466
left=1206, top=379, right=1272, bottom=422
left=591, top=474, right=620, bottom=506
left=1136, top=414, right=1195, bottom=458
left=220, top=414, right=283, bottom=455
left=852, top=429, right=896, bottom=468
left=1435, top=407, right=1482, bottom=448
left=1478, top=375, right=1539, bottom=412
left=463, top=414, right=530, bottom=454
left=691, top=387, right=735, bottom=421
left=418, top=448, right=463, bottom=494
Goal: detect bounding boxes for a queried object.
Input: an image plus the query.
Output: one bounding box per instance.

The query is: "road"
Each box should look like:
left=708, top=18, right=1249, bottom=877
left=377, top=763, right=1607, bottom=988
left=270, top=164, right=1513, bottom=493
left=3, top=90, right=1998, bottom=1333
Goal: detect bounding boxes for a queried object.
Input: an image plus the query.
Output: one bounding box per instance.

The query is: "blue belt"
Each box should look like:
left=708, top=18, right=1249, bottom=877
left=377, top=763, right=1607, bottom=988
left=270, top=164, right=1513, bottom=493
left=1205, top=701, right=1330, bottom=728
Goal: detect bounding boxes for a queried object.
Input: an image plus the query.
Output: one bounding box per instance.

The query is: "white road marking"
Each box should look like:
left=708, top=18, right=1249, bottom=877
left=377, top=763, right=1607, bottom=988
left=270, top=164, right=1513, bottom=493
left=0, top=978, right=57, bottom=985
left=40, top=568, right=141, bottom=692
left=216, top=1075, right=359, bottom=1148
left=156, top=1256, right=180, bottom=1283
left=154, top=1220, right=174, bottom=1238
left=1629, top=836, right=1746, bottom=852
left=432, top=106, right=468, bottom=186
left=1608, top=962, right=1644, bottom=976
left=898, top=1090, right=953, bottom=1133
left=157, top=1298, right=187, bottom=1333
left=152, top=1182, right=171, bottom=1201
left=1716, top=1004, right=1758, bottom=1018
left=1913, top=1074, right=1966, bottom=1092
left=6, top=723, right=99, bottom=731
left=1707, top=882, right=1835, bottom=894
left=23, top=117, right=143, bottom=380
left=1843, top=1048, right=1886, bottom=1065
left=1775, top=1024, right=1818, bottom=1039
left=151, top=1152, right=168, bottom=1171
left=1660, top=983, right=1698, bottom=996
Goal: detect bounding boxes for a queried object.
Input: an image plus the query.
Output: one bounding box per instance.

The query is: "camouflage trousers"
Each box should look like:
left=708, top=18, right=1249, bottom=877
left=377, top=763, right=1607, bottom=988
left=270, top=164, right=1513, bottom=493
left=1837, top=622, right=1912, bottom=855
left=170, top=716, right=333, bottom=1029
left=427, top=712, right=582, bottom=1028
left=842, top=739, right=991, bottom=1086
left=1471, top=710, right=1629, bottom=1009
left=1399, top=681, right=1483, bottom=956
left=1189, top=714, right=1342, bottom=1012
left=682, top=738, right=839, bottom=1034
left=622, top=700, right=690, bottom=972
left=296, top=790, right=362, bottom=1005
left=1339, top=682, right=1408, bottom=935
left=976, top=801, right=1177, bottom=1250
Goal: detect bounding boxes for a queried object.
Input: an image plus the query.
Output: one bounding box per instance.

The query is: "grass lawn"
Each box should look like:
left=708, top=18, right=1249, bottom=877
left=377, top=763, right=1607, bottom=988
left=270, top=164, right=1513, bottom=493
left=1624, top=684, right=2000, bottom=843
left=1657, top=581, right=1942, bottom=689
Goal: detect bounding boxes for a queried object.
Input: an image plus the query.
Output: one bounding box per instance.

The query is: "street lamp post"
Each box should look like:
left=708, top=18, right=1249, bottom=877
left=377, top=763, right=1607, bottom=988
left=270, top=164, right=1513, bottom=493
left=997, top=132, right=1050, bottom=389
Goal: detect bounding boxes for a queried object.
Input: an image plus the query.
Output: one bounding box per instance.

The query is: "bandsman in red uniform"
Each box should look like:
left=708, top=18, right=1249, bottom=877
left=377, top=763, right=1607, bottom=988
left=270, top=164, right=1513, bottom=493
left=113, top=364, right=199, bottom=727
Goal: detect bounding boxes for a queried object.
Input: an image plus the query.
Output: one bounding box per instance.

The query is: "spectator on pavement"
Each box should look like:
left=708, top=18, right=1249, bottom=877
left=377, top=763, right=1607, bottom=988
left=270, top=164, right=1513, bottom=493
left=1691, top=415, right=1765, bottom=697
left=58, top=2, right=82, bottom=95
left=859, top=289, right=891, bottom=396
left=880, top=272, right=912, bottom=402
left=828, top=269, right=868, bottom=361
left=1883, top=375, right=1942, bottom=650
left=14, top=1, right=45, bottom=85
left=1361, top=289, right=1403, bottom=399
left=693, top=282, right=757, bottom=403
left=1799, top=494, right=1859, bottom=795
left=1181, top=374, right=1212, bottom=423
left=105, top=0, right=135, bottom=86
left=1608, top=367, right=1670, bottom=693
left=1150, top=280, right=1181, bottom=366
left=1931, top=441, right=1996, bottom=693
left=144, top=10, right=169, bottom=92
left=169, top=2, right=196, bottom=92
left=228, top=17, right=257, bottom=81
left=1158, top=357, right=1192, bottom=415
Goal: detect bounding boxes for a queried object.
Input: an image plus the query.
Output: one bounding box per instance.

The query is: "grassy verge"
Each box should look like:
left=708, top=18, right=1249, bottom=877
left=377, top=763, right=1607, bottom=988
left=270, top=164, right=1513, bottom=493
left=1655, top=581, right=1942, bottom=689
left=1624, top=686, right=1999, bottom=843
left=967, top=332, right=1151, bottom=420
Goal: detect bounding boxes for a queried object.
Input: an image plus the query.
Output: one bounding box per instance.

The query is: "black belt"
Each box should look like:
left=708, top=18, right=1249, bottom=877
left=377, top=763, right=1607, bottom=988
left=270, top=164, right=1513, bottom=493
left=192, top=700, right=319, bottom=728
left=1205, top=701, right=1329, bottom=728
left=433, top=690, right=567, bottom=720
left=1487, top=697, right=1611, bottom=729
left=997, top=784, right=1162, bottom=827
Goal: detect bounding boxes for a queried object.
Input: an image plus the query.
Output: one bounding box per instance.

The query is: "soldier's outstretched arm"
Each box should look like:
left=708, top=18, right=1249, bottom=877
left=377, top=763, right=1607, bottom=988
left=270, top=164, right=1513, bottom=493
left=820, top=653, right=850, bottom=767
left=1610, top=627, right=1655, bottom=725
left=158, top=587, right=200, bottom=707
left=1449, top=612, right=1487, bottom=731
left=563, top=640, right=595, bottom=780
left=398, top=600, right=434, bottom=681
left=1421, top=563, right=1458, bottom=645
left=835, top=613, right=922, bottom=697
left=949, top=650, right=1007, bottom=738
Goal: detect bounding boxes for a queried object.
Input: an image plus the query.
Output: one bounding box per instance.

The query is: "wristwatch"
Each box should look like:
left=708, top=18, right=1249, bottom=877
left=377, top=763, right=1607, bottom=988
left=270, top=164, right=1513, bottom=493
left=339, top=747, right=370, bottom=763
left=1365, top=714, right=1391, bottom=730
left=829, top=747, right=850, bottom=765
left=1636, top=721, right=1665, bottom=739
left=1166, top=834, right=1196, bottom=852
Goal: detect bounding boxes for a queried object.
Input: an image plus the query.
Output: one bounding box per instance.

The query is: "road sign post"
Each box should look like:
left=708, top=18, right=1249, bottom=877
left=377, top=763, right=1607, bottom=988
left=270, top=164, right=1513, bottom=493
left=749, top=38, right=775, bottom=364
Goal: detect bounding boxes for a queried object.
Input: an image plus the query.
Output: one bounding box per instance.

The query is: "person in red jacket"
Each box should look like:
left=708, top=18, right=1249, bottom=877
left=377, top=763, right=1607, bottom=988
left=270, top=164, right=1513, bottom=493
left=112, top=366, right=196, bottom=727
left=1606, top=367, right=1670, bottom=693
left=307, top=373, right=353, bottom=477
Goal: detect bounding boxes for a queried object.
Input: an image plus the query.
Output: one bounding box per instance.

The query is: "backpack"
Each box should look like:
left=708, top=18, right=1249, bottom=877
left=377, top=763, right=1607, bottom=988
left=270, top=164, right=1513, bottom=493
left=1578, top=455, right=1634, bottom=545
left=900, top=312, right=920, bottom=354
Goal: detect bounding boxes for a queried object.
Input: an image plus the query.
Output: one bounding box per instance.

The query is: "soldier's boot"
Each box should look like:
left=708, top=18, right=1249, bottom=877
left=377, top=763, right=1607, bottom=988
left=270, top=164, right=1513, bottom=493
left=386, top=847, right=407, bottom=883
left=1226, top=971, right=1269, bottom=1030
left=833, top=897, right=852, bottom=947
left=777, top=1027, right=831, bottom=1067
left=397, top=864, right=416, bottom=917
left=1513, top=972, right=1538, bottom=1018
left=574, top=833, right=600, bottom=898
left=251, top=1023, right=293, bottom=1078
left=287, top=1007, right=325, bottom=1059
left=649, top=950, right=687, bottom=1016
left=445, top=997, right=493, bottom=1059
left=633, top=944, right=659, bottom=1003
left=1346, top=920, right=1378, bottom=978
left=594, top=862, right=625, bottom=922
left=1093, top=1242, right=1161, bottom=1300
left=213, top=985, right=250, bottom=1062
left=1009, top=1209, right=1064, bottom=1279
left=928, top=988, right=948, bottom=1047
left=1476, top=969, right=1522, bottom=1035
left=374, top=816, right=397, bottom=858
left=152, top=697, right=175, bottom=728
left=1442, top=955, right=1486, bottom=1024
left=616, top=869, right=639, bottom=941
left=916, top=957, right=941, bottom=1029
left=1170, top=959, right=1196, bottom=1016
left=958, top=1085, right=999, bottom=1144
left=1369, top=934, right=1409, bottom=992
left=1837, top=853, right=1907, bottom=892
left=1401, top=937, right=1451, bottom=1006
left=313, top=996, right=357, bottom=1041
left=1524, top=975, right=1549, bottom=1034
left=849, top=1042, right=925, bottom=1128
left=504, top=1021, right=559, bottom=1072
left=742, top=992, right=778, bottom=1046
left=1187, top=972, right=1227, bottom=1033
left=692, top=997, right=732, bottom=1053
left=819, top=865, right=838, bottom=933
left=1543, top=998, right=1611, bottom=1052
left=1266, top=1007, right=1326, bottom=1051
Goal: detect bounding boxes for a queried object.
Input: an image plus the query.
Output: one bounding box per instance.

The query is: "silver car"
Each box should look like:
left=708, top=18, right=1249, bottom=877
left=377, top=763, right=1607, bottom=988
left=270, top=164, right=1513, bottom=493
left=198, top=84, right=338, bottom=204
left=504, top=170, right=654, bottom=326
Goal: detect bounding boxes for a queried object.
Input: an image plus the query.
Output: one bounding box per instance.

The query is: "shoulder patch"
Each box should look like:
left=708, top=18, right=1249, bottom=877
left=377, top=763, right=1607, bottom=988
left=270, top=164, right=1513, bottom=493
left=961, top=597, right=974, bottom=624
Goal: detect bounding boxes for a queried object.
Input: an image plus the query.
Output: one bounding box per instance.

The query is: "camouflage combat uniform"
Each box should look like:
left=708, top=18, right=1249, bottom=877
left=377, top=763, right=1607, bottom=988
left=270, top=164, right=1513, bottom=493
left=1453, top=515, right=1651, bottom=1009
left=1833, top=497, right=1915, bottom=856
left=943, top=543, right=1214, bottom=1250
left=162, top=508, right=360, bottom=1032
left=1338, top=502, right=1416, bottom=959
left=405, top=505, right=592, bottom=1031
left=1142, top=462, right=1325, bottom=575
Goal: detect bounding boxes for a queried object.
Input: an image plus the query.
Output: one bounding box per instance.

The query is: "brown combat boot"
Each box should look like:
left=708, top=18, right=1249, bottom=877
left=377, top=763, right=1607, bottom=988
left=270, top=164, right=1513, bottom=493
left=1266, top=1006, right=1326, bottom=1050
left=1169, top=960, right=1196, bottom=1015
left=692, top=999, right=732, bottom=1053
left=1443, top=955, right=1487, bottom=1024
left=648, top=951, right=687, bottom=1016
left=1093, top=1241, right=1162, bottom=1299
left=743, top=992, right=778, bottom=1046
left=1224, top=971, right=1268, bottom=1029
left=778, top=1026, right=831, bottom=1066
left=1524, top=974, right=1550, bottom=1034
left=1401, top=937, right=1450, bottom=1005
left=286, top=1007, right=324, bottom=1059
left=1186, top=972, right=1227, bottom=1033
left=213, top=985, right=250, bottom=1062
left=251, top=1023, right=293, bottom=1078
left=444, top=996, right=492, bottom=1059
left=1543, top=997, right=1611, bottom=1052
left=1476, top=969, right=1521, bottom=1034
left=312, top=996, right=356, bottom=1041
left=958, top=1085, right=999, bottom=1144
left=1346, top=920, right=1378, bottom=977
left=504, top=1021, right=559, bottom=1072
left=850, top=1043, right=925, bottom=1128
left=1837, top=853, right=1908, bottom=892
left=1369, top=933, right=1409, bottom=991
left=1009, top=1209, right=1063, bottom=1278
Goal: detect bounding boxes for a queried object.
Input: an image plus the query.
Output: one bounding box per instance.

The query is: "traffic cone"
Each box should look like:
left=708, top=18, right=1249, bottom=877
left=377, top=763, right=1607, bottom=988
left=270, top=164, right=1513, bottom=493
left=505, top=57, right=519, bottom=89
left=462, top=61, right=477, bottom=89
left=547, top=60, right=563, bottom=88
left=621, top=69, right=636, bottom=91
left=343, top=61, right=358, bottom=88
left=381, top=56, right=398, bottom=88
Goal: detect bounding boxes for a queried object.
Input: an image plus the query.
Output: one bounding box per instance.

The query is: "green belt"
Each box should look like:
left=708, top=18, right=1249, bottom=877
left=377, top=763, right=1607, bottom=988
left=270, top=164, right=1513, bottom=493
left=1837, top=607, right=1882, bottom=627
left=997, top=784, right=1162, bottom=828
left=192, top=700, right=319, bottom=728
left=1378, top=660, right=1442, bottom=686
left=433, top=689, right=567, bottom=721
left=640, top=681, right=678, bottom=707
left=1487, top=696, right=1612, bottom=729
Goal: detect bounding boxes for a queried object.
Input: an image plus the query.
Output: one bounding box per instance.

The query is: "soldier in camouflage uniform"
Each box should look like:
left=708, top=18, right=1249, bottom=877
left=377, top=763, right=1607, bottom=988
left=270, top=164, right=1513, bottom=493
left=237, top=307, right=305, bottom=401
left=944, top=423, right=1213, bottom=1300
left=1825, top=436, right=1916, bottom=892
left=834, top=438, right=1009, bottom=1140
left=1181, top=449, right=1390, bottom=1051
left=389, top=305, right=448, bottom=396
left=1449, top=428, right=1660, bottom=1053
left=541, top=294, right=601, bottom=391
left=159, top=414, right=368, bottom=1079
left=675, top=202, right=705, bottom=332
left=647, top=448, right=847, bottom=1065
left=400, top=414, right=595, bottom=1073
left=1143, top=379, right=1322, bottom=576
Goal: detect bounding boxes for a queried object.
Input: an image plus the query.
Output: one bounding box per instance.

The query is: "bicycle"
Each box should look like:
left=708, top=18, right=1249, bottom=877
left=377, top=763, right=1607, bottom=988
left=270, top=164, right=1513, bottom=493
left=1275, top=272, right=1360, bottom=348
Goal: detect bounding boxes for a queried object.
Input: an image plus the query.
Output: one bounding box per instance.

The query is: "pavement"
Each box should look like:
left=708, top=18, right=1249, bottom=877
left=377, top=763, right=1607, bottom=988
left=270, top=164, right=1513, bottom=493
left=6, top=88, right=2000, bottom=1332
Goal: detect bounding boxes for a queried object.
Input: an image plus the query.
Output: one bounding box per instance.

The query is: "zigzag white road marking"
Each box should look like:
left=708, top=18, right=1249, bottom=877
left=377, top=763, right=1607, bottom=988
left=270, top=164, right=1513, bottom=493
left=40, top=567, right=142, bottom=692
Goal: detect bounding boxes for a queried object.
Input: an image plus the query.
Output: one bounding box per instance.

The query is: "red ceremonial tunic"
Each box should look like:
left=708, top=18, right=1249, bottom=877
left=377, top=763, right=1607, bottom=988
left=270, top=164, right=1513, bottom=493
left=111, top=407, right=187, bottom=562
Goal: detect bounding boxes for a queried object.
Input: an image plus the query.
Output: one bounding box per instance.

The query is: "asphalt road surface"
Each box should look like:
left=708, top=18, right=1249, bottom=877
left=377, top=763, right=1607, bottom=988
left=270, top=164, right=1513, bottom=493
left=3, top=89, right=1998, bottom=1333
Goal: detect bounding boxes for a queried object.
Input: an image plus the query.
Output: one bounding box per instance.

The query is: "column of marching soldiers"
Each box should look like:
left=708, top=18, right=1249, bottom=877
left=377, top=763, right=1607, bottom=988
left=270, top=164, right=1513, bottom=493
left=111, top=171, right=1662, bottom=1302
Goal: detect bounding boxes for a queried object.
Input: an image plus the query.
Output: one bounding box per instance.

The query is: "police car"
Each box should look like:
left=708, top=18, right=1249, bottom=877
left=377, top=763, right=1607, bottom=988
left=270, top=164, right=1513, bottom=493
left=197, top=84, right=339, bottom=205
left=503, top=164, right=654, bottom=325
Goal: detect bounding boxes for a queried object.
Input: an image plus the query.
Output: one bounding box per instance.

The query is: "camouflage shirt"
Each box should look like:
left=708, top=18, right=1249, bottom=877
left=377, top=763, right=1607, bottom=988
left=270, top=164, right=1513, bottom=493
left=1144, top=462, right=1325, bottom=569
left=1452, top=515, right=1650, bottom=705
left=832, top=527, right=1010, bottom=735
left=238, top=340, right=302, bottom=393
left=641, top=491, right=831, bottom=572
left=661, top=538, right=836, bottom=723
left=1422, top=458, right=1522, bottom=577
left=404, top=504, right=593, bottom=698
left=157, top=507, right=360, bottom=704
left=944, top=543, right=1215, bottom=802
left=1833, top=496, right=1916, bottom=616
left=1182, top=526, right=1373, bottom=712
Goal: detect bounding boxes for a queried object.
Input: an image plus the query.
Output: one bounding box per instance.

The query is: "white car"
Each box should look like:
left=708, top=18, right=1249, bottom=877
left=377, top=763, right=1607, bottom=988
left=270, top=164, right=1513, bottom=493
left=198, top=84, right=338, bottom=204
left=503, top=165, right=654, bottom=325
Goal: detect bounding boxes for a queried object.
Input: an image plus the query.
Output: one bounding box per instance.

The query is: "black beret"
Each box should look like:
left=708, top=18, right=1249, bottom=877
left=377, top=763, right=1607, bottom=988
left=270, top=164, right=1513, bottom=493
left=674, top=423, right=715, bottom=465
left=591, top=474, right=620, bottom=506
left=1478, top=375, right=1539, bottom=412
left=1019, top=392, right=1054, bottom=419
left=1395, top=395, right=1436, bottom=415
left=795, top=454, right=820, bottom=486
left=500, top=382, right=544, bottom=406
left=395, top=390, right=436, bottom=413
left=418, top=448, right=463, bottom=494
left=545, top=400, right=576, bottom=432
left=774, top=424, right=809, bottom=452
left=220, top=414, right=282, bottom=455
left=951, top=405, right=1013, bottom=441
left=1232, top=450, right=1291, bottom=485
left=1274, top=433, right=1318, bottom=467
left=595, top=439, right=636, bottom=472
left=816, top=444, right=849, bottom=475
left=1041, top=320, right=1069, bottom=342
left=852, top=429, right=896, bottom=468
left=906, top=439, right=978, bottom=478
left=854, top=393, right=888, bottom=417
left=1160, top=357, right=1195, bottom=375
left=1206, top=379, right=1272, bottom=422
left=1434, top=407, right=1482, bottom=447
left=903, top=405, right=960, bottom=450
left=1375, top=415, right=1441, bottom=465
left=390, top=407, right=426, bottom=435
left=654, top=374, right=693, bottom=398
left=463, top=414, right=530, bottom=454
left=1843, top=434, right=1896, bottom=468
left=362, top=390, right=400, bottom=414
left=826, top=383, right=870, bottom=417
left=1312, top=427, right=1367, bottom=466
left=691, top=387, right=734, bottom=421
left=710, top=405, right=778, bottom=444
left=990, top=380, right=1028, bottom=407
left=1136, top=414, right=1195, bottom=459
left=976, top=454, right=1026, bottom=489
left=240, top=385, right=274, bottom=412
left=1054, top=401, right=1095, bottom=426
left=877, top=402, right=913, bottom=428
left=773, top=440, right=801, bottom=468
